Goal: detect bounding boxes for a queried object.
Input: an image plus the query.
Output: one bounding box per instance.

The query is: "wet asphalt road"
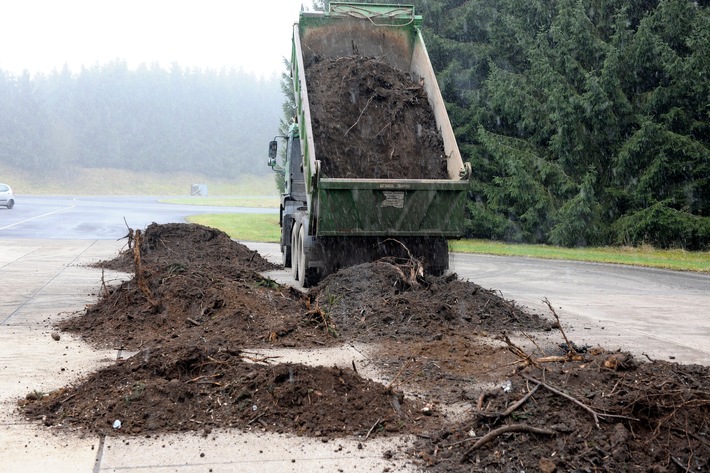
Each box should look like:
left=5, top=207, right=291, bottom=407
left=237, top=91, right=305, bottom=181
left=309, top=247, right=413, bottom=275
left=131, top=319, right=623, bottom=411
left=0, top=195, right=276, bottom=240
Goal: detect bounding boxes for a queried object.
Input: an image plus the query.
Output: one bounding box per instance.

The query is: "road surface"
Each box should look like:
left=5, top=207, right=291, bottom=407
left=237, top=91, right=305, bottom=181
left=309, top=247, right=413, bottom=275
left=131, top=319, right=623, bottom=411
left=0, top=195, right=276, bottom=239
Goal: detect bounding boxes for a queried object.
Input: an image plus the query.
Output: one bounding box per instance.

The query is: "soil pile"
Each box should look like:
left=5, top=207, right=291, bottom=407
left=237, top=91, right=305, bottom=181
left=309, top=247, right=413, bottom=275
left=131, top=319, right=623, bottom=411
left=307, top=261, right=550, bottom=341
left=19, top=223, right=710, bottom=472
left=22, top=344, right=436, bottom=437
left=306, top=55, right=449, bottom=180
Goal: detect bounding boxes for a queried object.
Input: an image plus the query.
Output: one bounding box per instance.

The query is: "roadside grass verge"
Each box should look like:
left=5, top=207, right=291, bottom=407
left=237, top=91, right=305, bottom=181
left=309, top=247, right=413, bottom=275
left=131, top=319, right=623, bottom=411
left=450, top=240, right=710, bottom=273
left=186, top=213, right=281, bottom=243
left=192, top=213, right=710, bottom=273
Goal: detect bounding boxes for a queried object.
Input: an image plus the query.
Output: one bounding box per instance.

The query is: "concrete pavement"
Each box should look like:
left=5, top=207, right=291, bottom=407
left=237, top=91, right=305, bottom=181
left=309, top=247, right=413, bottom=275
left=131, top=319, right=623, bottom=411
left=0, top=239, right=414, bottom=473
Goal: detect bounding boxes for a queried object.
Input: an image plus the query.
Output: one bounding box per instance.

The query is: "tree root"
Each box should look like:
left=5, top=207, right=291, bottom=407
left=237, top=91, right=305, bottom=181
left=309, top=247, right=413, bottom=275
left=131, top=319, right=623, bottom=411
left=461, top=423, right=556, bottom=460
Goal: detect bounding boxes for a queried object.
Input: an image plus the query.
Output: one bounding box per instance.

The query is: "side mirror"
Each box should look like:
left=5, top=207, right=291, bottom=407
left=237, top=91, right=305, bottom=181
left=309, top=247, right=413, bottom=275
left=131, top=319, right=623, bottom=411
left=268, top=140, right=278, bottom=159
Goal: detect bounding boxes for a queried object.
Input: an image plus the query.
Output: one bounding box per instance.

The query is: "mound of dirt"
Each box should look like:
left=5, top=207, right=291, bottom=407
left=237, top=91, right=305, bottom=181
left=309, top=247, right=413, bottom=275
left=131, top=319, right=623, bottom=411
left=307, top=261, right=551, bottom=341
left=95, top=222, right=277, bottom=275
left=306, top=55, right=449, bottom=179
left=19, top=223, right=710, bottom=471
left=21, top=344, right=438, bottom=438
left=67, top=223, right=320, bottom=350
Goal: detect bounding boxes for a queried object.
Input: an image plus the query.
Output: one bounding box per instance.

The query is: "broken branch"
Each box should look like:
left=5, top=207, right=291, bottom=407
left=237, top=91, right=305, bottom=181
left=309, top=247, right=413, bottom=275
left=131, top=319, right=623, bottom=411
left=542, top=298, right=577, bottom=356
left=462, top=424, right=555, bottom=459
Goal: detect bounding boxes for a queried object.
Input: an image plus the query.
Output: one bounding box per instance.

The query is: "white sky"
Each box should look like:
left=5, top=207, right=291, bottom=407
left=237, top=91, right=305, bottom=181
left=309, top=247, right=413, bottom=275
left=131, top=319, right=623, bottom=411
left=0, top=0, right=306, bottom=78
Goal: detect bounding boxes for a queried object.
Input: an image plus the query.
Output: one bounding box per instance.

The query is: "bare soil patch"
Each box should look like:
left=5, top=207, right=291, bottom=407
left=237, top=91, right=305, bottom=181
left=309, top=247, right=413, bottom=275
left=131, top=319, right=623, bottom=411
left=18, top=225, right=710, bottom=471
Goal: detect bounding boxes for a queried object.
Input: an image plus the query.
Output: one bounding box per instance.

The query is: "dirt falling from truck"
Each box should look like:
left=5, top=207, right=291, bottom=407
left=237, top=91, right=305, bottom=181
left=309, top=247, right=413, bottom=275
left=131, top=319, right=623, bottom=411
left=305, top=55, right=449, bottom=180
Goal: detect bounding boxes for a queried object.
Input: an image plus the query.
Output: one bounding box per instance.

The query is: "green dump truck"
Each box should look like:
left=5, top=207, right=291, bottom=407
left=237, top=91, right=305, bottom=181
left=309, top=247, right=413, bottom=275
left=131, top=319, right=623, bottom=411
left=269, top=2, right=470, bottom=287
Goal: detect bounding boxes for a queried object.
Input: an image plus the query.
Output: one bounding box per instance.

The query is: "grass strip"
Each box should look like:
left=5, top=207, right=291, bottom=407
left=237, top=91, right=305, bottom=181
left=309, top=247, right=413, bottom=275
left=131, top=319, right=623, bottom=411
left=450, top=240, right=710, bottom=272
left=186, top=213, right=281, bottom=243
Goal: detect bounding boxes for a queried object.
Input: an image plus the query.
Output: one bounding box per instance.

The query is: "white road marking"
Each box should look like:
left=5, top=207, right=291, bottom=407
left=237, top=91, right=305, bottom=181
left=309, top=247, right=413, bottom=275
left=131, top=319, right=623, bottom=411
left=0, top=205, right=75, bottom=230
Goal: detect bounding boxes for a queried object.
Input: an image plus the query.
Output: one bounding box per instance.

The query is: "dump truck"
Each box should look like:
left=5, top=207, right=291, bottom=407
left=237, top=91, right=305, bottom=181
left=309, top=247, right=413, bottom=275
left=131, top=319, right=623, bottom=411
left=268, top=2, right=470, bottom=287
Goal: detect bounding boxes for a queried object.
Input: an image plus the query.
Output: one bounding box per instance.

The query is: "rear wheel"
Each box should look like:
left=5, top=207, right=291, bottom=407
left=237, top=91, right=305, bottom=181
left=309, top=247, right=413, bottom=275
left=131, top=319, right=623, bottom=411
left=282, top=244, right=291, bottom=268
left=290, top=221, right=301, bottom=281
left=296, top=221, right=319, bottom=288
left=6, top=199, right=14, bottom=209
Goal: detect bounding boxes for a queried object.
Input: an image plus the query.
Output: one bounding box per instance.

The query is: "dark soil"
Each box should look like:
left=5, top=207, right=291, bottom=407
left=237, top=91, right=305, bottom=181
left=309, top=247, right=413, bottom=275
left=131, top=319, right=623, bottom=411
left=306, top=55, right=449, bottom=180
left=19, top=222, right=710, bottom=473
left=413, top=355, right=710, bottom=472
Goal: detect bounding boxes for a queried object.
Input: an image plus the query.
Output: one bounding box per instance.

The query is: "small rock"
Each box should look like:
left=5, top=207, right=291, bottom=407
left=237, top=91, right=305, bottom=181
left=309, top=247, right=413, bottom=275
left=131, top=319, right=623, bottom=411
left=539, top=457, right=556, bottom=473
left=51, top=332, right=60, bottom=341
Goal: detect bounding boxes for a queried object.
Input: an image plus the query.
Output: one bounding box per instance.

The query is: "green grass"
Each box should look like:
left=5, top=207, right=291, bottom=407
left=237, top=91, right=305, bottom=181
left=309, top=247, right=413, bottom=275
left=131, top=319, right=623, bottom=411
left=450, top=239, right=710, bottom=272
left=191, top=213, right=710, bottom=272
left=161, top=197, right=279, bottom=208
left=187, top=213, right=281, bottom=243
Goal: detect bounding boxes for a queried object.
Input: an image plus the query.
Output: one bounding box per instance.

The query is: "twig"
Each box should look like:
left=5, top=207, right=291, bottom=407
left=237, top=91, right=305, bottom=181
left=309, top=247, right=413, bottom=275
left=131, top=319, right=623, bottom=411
left=240, top=353, right=281, bottom=364
left=121, top=217, right=134, bottom=248
left=462, top=424, right=555, bottom=459
left=521, top=332, right=545, bottom=357
left=502, top=383, right=541, bottom=417
left=501, top=334, right=538, bottom=368
left=476, top=393, right=486, bottom=411
left=671, top=456, right=691, bottom=473
left=365, top=417, right=382, bottom=440
left=132, top=229, right=158, bottom=307
left=187, top=373, right=222, bottom=383
left=100, top=268, right=109, bottom=298
left=386, top=358, right=414, bottom=391
left=542, top=298, right=577, bottom=355
left=344, top=94, right=376, bottom=136
left=478, top=384, right=541, bottom=419
left=247, top=411, right=267, bottom=425
left=642, top=352, right=656, bottom=362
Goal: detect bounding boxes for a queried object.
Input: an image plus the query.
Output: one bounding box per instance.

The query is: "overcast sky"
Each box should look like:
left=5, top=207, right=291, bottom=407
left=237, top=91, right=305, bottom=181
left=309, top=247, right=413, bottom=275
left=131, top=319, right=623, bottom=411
left=0, top=0, right=305, bottom=78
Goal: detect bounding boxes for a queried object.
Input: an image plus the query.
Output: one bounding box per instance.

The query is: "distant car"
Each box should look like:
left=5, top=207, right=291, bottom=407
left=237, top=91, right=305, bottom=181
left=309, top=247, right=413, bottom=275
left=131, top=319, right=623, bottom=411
left=0, top=183, right=15, bottom=209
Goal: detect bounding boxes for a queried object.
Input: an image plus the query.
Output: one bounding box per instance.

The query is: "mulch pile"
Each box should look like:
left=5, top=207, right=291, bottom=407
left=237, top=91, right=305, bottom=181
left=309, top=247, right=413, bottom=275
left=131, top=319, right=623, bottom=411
left=306, top=55, right=449, bottom=180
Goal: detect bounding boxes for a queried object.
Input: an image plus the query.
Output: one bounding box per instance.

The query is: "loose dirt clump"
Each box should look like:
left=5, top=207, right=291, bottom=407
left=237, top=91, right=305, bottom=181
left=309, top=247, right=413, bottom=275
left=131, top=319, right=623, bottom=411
left=19, top=222, right=710, bottom=472
left=306, top=55, right=449, bottom=180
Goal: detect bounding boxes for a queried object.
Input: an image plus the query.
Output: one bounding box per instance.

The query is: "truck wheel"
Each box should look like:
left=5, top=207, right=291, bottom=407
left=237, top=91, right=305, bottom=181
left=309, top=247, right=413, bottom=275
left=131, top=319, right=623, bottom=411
left=297, top=225, right=318, bottom=288
left=282, top=244, right=291, bottom=268
left=291, top=221, right=301, bottom=281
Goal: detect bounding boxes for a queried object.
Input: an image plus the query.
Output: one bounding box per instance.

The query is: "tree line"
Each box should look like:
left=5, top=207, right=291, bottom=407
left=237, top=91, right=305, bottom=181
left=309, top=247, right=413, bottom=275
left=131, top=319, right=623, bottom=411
left=413, top=0, right=709, bottom=249
left=0, top=62, right=282, bottom=179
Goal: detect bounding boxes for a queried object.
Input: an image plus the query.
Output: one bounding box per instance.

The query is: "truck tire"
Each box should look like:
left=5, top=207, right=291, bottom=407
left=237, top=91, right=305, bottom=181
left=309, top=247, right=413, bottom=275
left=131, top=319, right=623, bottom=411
left=282, top=244, right=292, bottom=268
left=291, top=220, right=301, bottom=281
left=297, top=224, right=318, bottom=287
